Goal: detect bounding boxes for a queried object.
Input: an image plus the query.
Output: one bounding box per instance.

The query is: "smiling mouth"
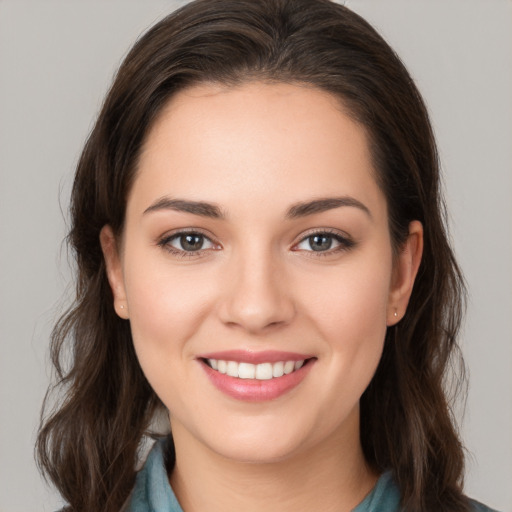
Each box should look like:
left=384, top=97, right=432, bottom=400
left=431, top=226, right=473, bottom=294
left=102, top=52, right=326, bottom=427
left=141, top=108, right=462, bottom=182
left=203, top=358, right=313, bottom=380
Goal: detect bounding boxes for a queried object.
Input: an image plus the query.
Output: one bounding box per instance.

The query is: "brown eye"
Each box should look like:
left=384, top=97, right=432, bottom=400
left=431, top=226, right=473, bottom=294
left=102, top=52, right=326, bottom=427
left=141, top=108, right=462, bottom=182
left=160, top=231, right=216, bottom=253
left=178, top=233, right=205, bottom=251
left=294, top=230, right=355, bottom=254
left=308, top=234, right=333, bottom=252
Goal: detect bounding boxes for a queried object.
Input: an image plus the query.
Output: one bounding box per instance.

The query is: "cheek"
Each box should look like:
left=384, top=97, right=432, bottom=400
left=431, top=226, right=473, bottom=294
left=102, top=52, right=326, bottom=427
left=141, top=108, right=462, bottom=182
left=298, top=249, right=392, bottom=393
left=306, top=258, right=391, bottom=343
left=122, top=263, right=221, bottom=415
left=121, top=247, right=218, bottom=372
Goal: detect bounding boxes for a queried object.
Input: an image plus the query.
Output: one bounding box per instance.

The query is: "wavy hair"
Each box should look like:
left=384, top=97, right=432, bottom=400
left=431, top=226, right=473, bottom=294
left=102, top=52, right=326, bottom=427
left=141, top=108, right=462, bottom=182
left=36, top=1, right=468, bottom=510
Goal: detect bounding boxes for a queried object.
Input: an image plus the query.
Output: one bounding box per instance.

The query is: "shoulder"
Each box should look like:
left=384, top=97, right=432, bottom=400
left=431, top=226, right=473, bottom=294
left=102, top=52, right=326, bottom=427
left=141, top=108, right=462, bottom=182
left=353, top=472, right=502, bottom=512
left=122, top=436, right=183, bottom=512
left=121, top=448, right=502, bottom=512
left=353, top=471, right=400, bottom=511
left=468, top=498, right=502, bottom=512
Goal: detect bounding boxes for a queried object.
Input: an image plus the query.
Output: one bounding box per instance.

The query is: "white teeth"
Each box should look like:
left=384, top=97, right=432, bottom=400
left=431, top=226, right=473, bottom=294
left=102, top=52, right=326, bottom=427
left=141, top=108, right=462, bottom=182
left=207, top=358, right=306, bottom=380
left=255, top=363, right=273, bottom=380
left=272, top=361, right=284, bottom=378
left=283, top=361, right=295, bottom=374
left=238, top=362, right=255, bottom=379
left=226, top=361, right=238, bottom=377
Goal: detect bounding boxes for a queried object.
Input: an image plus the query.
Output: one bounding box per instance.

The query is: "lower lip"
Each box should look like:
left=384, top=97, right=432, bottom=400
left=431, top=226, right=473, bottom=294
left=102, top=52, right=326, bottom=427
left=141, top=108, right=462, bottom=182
left=200, top=359, right=315, bottom=402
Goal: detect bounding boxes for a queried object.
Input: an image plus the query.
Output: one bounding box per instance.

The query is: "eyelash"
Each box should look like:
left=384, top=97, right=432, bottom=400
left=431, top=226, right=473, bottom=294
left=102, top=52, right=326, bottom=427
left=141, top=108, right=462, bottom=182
left=157, top=229, right=219, bottom=259
left=293, top=228, right=355, bottom=257
left=156, top=228, right=355, bottom=259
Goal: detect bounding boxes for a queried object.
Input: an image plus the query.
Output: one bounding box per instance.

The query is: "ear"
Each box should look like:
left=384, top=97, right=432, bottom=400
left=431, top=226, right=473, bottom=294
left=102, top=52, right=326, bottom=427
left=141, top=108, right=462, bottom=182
left=387, top=220, right=423, bottom=326
left=100, top=225, right=129, bottom=319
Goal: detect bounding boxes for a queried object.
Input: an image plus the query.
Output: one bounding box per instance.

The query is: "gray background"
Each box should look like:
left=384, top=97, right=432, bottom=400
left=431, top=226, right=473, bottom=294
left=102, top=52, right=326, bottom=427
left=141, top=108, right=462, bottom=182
left=0, top=1, right=510, bottom=510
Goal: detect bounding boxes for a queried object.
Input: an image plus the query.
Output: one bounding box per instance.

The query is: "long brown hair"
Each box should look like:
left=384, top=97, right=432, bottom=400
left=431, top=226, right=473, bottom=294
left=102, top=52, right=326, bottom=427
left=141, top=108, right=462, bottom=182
left=36, top=1, right=469, bottom=510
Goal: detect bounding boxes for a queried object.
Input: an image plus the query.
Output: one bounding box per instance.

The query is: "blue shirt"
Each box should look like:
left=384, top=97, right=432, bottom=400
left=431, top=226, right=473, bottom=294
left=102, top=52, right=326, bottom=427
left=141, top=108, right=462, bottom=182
left=125, top=437, right=500, bottom=511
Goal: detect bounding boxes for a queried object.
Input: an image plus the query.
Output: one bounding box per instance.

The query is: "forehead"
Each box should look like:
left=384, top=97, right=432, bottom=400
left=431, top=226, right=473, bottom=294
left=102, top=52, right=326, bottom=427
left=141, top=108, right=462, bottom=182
left=130, top=81, right=385, bottom=218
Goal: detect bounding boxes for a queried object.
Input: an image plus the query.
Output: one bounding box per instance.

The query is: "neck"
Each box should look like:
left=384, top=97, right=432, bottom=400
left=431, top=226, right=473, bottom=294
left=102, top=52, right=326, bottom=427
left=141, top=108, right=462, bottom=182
left=169, top=411, right=378, bottom=512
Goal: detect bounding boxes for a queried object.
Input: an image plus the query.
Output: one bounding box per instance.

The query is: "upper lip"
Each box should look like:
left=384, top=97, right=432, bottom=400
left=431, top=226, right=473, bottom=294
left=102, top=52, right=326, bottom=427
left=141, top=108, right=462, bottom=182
left=197, top=350, right=314, bottom=364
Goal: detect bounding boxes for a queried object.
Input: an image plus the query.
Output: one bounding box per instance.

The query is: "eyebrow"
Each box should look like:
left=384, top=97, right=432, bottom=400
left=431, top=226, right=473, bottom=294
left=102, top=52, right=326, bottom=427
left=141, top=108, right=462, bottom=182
left=143, top=198, right=225, bottom=218
left=143, top=195, right=371, bottom=220
left=285, top=196, right=372, bottom=220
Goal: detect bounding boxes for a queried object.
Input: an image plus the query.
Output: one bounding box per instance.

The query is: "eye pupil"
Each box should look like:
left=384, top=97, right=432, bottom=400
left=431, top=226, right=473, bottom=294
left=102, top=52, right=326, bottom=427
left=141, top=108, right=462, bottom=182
left=181, top=234, right=203, bottom=251
left=309, top=234, right=332, bottom=251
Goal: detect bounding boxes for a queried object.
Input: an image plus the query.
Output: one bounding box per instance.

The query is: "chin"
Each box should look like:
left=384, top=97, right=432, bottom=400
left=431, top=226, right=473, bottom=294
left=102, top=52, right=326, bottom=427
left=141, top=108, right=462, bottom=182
left=192, top=414, right=327, bottom=465
left=209, top=436, right=306, bottom=465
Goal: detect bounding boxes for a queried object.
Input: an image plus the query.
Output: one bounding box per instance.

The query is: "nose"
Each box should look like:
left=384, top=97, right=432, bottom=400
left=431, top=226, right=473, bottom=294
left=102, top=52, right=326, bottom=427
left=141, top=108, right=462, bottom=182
left=218, top=250, right=296, bottom=334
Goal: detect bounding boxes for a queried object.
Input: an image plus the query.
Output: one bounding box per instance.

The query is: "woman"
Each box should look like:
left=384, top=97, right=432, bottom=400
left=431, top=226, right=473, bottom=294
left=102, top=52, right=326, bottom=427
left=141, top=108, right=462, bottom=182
left=36, top=0, right=500, bottom=511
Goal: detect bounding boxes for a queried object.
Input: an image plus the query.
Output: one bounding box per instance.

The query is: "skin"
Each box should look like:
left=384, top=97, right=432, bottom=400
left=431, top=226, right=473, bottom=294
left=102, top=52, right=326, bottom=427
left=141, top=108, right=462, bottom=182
left=101, top=82, right=423, bottom=512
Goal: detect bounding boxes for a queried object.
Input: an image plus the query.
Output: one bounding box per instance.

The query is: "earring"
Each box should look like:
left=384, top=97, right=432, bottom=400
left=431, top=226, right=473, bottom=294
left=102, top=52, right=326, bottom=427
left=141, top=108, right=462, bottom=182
left=394, top=309, right=398, bottom=318
left=120, top=305, right=125, bottom=309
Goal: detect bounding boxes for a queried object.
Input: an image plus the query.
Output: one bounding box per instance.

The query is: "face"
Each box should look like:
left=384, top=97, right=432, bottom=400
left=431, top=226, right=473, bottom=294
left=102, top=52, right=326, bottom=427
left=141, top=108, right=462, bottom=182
left=102, top=82, right=422, bottom=464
